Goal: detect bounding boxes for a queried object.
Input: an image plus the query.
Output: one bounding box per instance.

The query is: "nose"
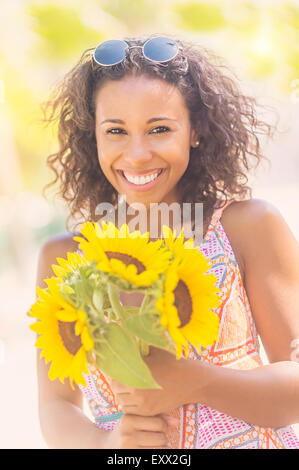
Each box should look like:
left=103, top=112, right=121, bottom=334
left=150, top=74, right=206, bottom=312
left=122, top=136, right=153, bottom=168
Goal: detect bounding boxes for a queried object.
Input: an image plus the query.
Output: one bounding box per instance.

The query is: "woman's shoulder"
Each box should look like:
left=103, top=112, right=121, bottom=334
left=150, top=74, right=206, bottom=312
left=38, top=232, right=80, bottom=270
left=225, top=197, right=298, bottom=262
left=224, top=197, right=280, bottom=218
left=219, top=198, right=283, bottom=284
left=220, top=197, right=282, bottom=235
left=223, top=198, right=280, bottom=218
left=42, top=231, right=79, bottom=251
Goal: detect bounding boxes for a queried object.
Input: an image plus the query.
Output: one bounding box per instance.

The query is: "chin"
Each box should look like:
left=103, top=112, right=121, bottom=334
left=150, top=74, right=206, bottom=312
left=127, top=199, right=151, bottom=211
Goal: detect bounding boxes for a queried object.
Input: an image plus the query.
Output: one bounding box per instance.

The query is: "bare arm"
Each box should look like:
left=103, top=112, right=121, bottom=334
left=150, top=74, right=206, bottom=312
left=189, top=359, right=299, bottom=428
left=35, top=235, right=114, bottom=448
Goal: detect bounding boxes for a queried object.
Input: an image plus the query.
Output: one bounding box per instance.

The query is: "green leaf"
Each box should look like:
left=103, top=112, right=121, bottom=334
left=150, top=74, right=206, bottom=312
left=95, top=323, right=161, bottom=389
left=125, top=313, right=176, bottom=354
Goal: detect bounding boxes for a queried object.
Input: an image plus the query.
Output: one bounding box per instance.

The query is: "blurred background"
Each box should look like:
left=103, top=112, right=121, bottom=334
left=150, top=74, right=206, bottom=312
left=0, top=0, right=298, bottom=448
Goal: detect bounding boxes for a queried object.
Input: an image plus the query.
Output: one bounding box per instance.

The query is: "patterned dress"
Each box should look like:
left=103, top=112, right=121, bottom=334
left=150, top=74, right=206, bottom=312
left=78, top=199, right=299, bottom=449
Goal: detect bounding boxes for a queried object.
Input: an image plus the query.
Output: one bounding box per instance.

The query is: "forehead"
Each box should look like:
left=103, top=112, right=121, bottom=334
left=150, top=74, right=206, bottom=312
left=94, top=74, right=188, bottom=118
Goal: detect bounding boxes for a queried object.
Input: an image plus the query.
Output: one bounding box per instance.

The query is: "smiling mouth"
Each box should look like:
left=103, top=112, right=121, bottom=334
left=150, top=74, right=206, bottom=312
left=117, top=168, right=166, bottom=189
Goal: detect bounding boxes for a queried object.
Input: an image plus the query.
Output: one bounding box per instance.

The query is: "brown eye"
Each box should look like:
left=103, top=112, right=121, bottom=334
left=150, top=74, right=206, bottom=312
left=150, top=126, right=170, bottom=134
left=106, top=128, right=124, bottom=135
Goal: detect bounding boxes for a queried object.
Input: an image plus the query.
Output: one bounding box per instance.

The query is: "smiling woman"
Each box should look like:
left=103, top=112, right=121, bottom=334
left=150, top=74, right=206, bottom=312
left=36, top=33, right=299, bottom=449
left=41, top=33, right=273, bottom=232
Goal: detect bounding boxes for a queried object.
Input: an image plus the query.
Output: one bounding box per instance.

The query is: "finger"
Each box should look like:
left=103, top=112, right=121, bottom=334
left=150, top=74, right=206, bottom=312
left=160, top=414, right=180, bottom=427
left=125, top=414, right=168, bottom=433
left=120, top=405, right=138, bottom=414
left=110, top=379, right=132, bottom=393
left=137, top=430, right=168, bottom=447
left=116, top=392, right=137, bottom=407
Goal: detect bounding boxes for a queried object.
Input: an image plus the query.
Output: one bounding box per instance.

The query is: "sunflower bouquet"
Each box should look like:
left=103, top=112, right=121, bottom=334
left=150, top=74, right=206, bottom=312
left=28, top=221, right=221, bottom=391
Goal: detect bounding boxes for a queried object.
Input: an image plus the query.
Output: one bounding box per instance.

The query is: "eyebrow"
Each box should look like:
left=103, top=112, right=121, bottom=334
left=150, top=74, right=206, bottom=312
left=100, top=117, right=178, bottom=125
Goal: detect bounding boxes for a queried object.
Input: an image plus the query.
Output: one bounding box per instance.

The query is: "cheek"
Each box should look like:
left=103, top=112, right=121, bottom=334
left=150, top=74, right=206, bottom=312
left=96, top=138, right=113, bottom=172
left=95, top=148, right=112, bottom=183
left=171, top=152, right=190, bottom=176
left=97, top=157, right=114, bottom=185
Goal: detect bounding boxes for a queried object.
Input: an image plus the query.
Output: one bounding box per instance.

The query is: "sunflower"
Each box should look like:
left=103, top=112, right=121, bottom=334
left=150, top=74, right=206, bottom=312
left=51, top=250, right=89, bottom=280
left=73, top=221, right=172, bottom=287
left=161, top=225, right=191, bottom=259
left=29, top=277, right=94, bottom=389
left=156, top=226, right=221, bottom=359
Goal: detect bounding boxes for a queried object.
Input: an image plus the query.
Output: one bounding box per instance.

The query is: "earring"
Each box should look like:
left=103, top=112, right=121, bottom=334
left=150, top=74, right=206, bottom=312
left=192, top=140, right=200, bottom=148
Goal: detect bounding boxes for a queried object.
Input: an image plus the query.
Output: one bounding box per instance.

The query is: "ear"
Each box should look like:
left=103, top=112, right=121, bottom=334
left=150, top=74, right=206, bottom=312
left=190, top=127, right=199, bottom=148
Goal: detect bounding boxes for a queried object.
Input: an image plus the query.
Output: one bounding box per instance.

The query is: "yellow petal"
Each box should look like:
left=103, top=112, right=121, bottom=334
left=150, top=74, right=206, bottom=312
left=77, top=310, right=87, bottom=323
left=81, top=326, right=94, bottom=351
left=55, top=308, right=77, bottom=322
left=75, top=320, right=83, bottom=336
left=52, top=265, right=67, bottom=278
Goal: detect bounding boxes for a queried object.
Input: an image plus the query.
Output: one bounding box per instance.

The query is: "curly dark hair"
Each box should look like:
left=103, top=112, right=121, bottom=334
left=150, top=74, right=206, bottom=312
left=42, top=33, right=274, bottom=231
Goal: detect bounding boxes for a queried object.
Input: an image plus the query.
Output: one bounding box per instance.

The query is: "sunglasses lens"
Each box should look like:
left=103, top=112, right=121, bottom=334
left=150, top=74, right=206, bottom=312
left=143, top=37, right=178, bottom=63
left=93, top=40, right=127, bottom=66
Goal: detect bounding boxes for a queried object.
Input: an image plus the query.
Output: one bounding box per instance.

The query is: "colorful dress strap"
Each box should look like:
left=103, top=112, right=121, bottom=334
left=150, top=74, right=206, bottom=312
left=210, top=199, right=235, bottom=227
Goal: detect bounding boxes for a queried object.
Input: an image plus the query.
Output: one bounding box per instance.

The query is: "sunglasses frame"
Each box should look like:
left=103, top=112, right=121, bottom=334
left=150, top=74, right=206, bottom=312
left=93, top=36, right=180, bottom=67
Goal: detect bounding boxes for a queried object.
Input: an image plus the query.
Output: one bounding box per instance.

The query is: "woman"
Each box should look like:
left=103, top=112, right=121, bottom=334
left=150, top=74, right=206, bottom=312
left=35, top=34, right=299, bottom=449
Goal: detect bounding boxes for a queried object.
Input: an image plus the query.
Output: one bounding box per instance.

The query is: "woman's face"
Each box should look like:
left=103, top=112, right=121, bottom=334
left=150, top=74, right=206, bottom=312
left=94, top=74, right=197, bottom=209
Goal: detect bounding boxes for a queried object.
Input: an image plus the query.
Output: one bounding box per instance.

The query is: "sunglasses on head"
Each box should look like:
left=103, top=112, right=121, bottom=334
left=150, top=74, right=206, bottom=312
left=93, top=36, right=180, bottom=66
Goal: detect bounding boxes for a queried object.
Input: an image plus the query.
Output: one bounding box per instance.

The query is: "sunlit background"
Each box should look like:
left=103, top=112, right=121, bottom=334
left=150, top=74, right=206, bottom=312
left=0, top=0, right=298, bottom=448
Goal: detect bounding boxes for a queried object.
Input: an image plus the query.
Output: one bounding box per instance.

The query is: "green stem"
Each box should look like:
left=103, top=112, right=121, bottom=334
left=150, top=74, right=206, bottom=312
left=107, top=281, right=145, bottom=353
left=87, top=303, right=106, bottom=327
left=139, top=293, right=150, bottom=315
left=107, top=282, right=126, bottom=323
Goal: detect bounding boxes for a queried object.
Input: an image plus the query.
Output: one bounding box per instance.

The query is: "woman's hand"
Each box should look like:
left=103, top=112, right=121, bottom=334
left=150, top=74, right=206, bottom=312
left=108, top=346, right=195, bottom=416
left=107, top=413, right=179, bottom=449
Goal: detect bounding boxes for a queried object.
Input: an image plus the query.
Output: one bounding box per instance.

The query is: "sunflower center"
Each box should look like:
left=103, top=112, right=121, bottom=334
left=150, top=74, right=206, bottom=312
left=58, top=321, right=82, bottom=355
left=174, top=280, right=193, bottom=328
left=105, top=251, right=146, bottom=274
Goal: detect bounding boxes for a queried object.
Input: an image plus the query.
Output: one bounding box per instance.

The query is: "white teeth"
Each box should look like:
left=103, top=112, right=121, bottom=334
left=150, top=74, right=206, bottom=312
left=123, top=170, right=162, bottom=185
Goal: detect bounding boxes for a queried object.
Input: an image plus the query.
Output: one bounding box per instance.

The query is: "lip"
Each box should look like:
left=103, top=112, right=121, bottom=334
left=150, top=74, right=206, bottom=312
left=117, top=168, right=166, bottom=192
